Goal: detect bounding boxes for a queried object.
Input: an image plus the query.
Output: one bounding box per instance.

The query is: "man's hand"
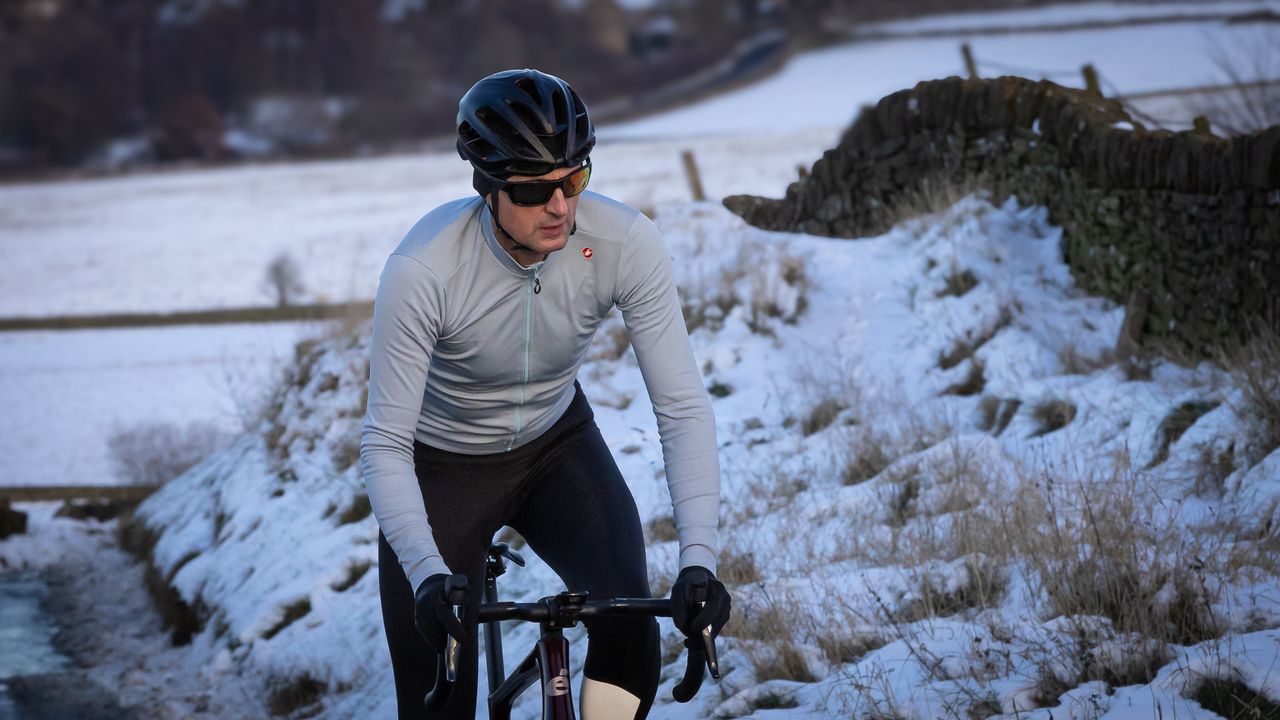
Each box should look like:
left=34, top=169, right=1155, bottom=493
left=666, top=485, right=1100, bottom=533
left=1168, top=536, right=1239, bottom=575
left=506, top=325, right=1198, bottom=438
left=669, top=566, right=731, bottom=639
left=413, top=573, right=468, bottom=654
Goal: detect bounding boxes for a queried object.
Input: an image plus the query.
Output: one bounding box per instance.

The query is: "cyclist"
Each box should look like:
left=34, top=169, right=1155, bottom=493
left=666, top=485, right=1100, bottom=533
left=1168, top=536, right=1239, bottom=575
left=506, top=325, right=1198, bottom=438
left=360, top=68, right=733, bottom=720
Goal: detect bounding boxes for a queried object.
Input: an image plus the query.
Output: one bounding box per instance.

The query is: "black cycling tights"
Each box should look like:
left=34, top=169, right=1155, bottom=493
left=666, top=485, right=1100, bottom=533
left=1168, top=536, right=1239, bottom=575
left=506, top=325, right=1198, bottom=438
left=378, top=385, right=660, bottom=719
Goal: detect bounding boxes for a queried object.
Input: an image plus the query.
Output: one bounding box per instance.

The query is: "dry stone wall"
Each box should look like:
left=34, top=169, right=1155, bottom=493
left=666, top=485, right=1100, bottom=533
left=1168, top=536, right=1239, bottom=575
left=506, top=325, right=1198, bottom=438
left=724, top=76, right=1280, bottom=354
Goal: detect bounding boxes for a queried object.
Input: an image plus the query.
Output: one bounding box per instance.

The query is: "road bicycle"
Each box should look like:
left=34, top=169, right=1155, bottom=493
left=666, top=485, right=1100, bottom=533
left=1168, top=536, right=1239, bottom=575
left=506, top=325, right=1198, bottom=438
left=425, top=541, right=721, bottom=719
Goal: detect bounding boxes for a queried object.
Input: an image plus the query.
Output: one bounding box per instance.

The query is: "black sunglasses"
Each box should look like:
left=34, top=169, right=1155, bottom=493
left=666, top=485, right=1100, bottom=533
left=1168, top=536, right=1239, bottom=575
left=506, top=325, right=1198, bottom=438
left=482, top=160, right=592, bottom=207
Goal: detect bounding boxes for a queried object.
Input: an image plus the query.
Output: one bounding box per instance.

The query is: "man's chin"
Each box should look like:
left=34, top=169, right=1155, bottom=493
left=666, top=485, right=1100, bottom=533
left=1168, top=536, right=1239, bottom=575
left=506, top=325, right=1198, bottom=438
left=529, top=231, right=569, bottom=254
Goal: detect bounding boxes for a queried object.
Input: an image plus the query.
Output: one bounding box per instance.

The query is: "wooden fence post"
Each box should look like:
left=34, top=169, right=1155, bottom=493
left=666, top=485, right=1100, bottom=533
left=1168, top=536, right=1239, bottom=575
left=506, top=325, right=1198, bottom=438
left=1082, top=64, right=1101, bottom=97
left=961, top=43, right=978, bottom=79
left=681, top=149, right=706, bottom=202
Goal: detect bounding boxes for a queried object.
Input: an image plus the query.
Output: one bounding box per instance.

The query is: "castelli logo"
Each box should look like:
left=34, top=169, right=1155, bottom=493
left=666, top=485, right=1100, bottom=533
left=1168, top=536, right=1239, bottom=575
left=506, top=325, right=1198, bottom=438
left=582, top=247, right=593, bottom=259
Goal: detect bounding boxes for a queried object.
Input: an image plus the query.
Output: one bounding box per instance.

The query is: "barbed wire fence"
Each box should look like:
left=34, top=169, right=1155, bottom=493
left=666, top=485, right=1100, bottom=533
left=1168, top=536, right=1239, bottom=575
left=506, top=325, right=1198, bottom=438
left=961, top=43, right=1213, bottom=130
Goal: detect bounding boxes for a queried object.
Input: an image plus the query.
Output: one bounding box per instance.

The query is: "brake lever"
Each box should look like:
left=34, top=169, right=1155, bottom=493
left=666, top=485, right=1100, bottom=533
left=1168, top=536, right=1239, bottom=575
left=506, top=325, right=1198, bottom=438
left=691, top=584, right=720, bottom=679
left=501, top=545, right=526, bottom=567
left=701, top=624, right=720, bottom=679
left=443, top=575, right=468, bottom=682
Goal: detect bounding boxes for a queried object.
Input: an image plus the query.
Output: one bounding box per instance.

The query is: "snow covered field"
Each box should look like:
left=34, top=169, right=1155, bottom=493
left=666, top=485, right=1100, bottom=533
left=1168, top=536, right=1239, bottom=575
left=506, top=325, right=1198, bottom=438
left=52, top=193, right=1280, bottom=719
left=0, top=323, right=311, bottom=486
left=0, top=1, right=1278, bottom=718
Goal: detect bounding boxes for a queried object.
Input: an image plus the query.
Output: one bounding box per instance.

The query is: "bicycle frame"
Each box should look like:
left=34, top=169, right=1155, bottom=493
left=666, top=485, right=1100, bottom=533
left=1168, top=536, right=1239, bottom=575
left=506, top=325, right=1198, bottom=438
left=485, top=598, right=578, bottom=720
left=425, top=542, right=718, bottom=719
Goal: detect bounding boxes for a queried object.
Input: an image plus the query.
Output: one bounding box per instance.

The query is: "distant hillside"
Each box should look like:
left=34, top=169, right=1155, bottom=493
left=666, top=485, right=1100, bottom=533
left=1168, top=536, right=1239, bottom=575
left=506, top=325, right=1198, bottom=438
left=0, top=0, right=1153, bottom=174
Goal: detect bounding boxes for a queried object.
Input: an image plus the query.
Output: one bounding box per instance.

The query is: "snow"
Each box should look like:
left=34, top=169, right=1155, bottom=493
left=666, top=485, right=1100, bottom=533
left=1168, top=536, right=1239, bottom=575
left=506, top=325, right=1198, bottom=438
left=1, top=2, right=1278, bottom=718
left=854, top=0, right=1280, bottom=35
left=0, top=323, right=310, bottom=486
left=607, top=16, right=1270, bottom=139
left=6, top=193, right=1271, bottom=719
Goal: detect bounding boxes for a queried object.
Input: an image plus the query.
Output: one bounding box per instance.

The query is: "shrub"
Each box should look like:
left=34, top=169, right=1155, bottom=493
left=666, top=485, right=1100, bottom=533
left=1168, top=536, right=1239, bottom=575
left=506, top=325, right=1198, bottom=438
left=263, top=252, right=305, bottom=308
left=107, top=421, right=230, bottom=486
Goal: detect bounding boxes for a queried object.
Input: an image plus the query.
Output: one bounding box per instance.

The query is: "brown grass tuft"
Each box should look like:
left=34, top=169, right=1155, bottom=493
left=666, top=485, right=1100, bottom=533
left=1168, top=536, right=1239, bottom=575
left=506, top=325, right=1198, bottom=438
left=1149, top=400, right=1220, bottom=467
left=1031, top=398, right=1076, bottom=437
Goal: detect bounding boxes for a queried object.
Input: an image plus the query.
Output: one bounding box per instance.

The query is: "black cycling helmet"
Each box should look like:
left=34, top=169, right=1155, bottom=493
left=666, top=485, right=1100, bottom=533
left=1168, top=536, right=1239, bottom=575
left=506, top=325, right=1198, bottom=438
left=456, top=69, right=595, bottom=180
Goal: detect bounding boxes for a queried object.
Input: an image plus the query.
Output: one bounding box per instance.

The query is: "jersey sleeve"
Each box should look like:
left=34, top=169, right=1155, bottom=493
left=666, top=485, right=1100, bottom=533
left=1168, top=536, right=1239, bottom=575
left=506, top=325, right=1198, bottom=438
left=615, top=214, right=721, bottom=574
left=361, top=252, right=451, bottom=591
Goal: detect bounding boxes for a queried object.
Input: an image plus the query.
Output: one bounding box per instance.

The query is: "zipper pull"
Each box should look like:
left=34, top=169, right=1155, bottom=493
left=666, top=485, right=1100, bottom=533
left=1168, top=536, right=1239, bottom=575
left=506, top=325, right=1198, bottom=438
left=533, top=272, right=542, bottom=295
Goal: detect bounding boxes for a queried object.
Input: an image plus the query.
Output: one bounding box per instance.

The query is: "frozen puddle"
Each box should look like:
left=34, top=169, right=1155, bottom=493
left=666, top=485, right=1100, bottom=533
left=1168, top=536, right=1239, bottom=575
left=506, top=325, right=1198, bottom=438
left=0, top=571, right=72, bottom=718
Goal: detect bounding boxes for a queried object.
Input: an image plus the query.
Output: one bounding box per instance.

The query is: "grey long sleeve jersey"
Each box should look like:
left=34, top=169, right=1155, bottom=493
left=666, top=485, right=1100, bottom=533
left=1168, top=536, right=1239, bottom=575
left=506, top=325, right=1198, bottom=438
left=360, top=192, right=721, bottom=593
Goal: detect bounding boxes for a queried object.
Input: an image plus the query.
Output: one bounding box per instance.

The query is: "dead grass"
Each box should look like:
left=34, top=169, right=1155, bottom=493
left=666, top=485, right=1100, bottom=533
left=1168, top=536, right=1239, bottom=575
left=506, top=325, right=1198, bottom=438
left=718, top=547, right=764, bottom=585
left=842, top=431, right=895, bottom=486
left=977, top=395, right=1020, bottom=436
left=1194, top=677, right=1280, bottom=720
left=803, top=398, right=847, bottom=436
left=329, top=430, right=362, bottom=472
left=680, top=239, right=808, bottom=335
left=336, top=493, right=371, bottom=525
left=938, top=307, right=1011, bottom=372
left=644, top=515, right=679, bottom=543
left=938, top=267, right=979, bottom=299
left=1220, top=323, right=1280, bottom=466
left=894, top=557, right=1006, bottom=622
left=943, top=360, right=986, bottom=397
left=1148, top=399, right=1220, bottom=467
left=1058, top=343, right=1117, bottom=376
left=885, top=172, right=992, bottom=229
left=1030, top=398, right=1076, bottom=437
left=262, top=598, right=312, bottom=640
left=266, top=674, right=326, bottom=717
left=1005, top=465, right=1222, bottom=648
left=330, top=560, right=372, bottom=592
left=724, top=598, right=819, bottom=684
left=1193, top=441, right=1237, bottom=497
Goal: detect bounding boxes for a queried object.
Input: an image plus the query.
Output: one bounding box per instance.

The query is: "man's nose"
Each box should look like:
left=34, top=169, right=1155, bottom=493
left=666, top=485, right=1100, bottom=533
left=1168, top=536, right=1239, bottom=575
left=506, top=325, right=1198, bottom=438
left=545, top=188, right=568, bottom=215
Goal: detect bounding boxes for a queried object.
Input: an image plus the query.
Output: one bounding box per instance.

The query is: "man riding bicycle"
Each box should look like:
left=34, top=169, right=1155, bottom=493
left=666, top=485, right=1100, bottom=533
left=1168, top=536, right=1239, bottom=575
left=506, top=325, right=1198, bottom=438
left=360, top=69, right=733, bottom=719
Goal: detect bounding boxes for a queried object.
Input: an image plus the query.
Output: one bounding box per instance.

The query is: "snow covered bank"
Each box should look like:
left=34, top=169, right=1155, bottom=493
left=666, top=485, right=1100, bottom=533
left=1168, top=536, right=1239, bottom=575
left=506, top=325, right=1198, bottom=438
left=119, top=195, right=1280, bottom=718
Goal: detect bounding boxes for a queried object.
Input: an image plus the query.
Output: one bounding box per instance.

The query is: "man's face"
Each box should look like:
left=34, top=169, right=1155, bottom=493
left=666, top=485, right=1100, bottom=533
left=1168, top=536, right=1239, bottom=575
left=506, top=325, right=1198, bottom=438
left=491, top=164, right=581, bottom=260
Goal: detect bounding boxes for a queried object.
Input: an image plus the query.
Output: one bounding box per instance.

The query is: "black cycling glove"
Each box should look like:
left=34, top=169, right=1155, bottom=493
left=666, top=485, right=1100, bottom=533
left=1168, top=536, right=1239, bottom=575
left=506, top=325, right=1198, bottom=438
left=669, top=565, right=731, bottom=639
left=413, top=573, right=468, bottom=654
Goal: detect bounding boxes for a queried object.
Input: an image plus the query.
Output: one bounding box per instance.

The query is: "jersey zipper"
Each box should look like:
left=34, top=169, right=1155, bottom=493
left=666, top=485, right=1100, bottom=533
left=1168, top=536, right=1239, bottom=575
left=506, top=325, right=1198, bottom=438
left=509, top=266, right=542, bottom=451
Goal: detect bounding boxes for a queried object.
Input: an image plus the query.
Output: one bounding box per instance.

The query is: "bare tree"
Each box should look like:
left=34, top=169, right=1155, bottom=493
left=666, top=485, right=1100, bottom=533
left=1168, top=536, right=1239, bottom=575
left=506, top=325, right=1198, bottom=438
left=1199, top=25, right=1280, bottom=136
left=264, top=252, right=305, bottom=308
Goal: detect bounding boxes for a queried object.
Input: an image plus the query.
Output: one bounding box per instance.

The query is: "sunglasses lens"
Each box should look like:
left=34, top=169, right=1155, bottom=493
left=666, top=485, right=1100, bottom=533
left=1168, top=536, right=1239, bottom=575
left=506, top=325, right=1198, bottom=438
left=509, top=183, right=554, bottom=206
left=563, top=165, right=591, bottom=198
left=504, top=163, right=592, bottom=206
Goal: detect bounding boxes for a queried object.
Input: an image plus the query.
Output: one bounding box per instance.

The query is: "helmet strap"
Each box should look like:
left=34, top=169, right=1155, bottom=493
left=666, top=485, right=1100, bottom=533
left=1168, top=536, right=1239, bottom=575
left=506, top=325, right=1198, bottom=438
left=489, top=191, right=536, bottom=254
